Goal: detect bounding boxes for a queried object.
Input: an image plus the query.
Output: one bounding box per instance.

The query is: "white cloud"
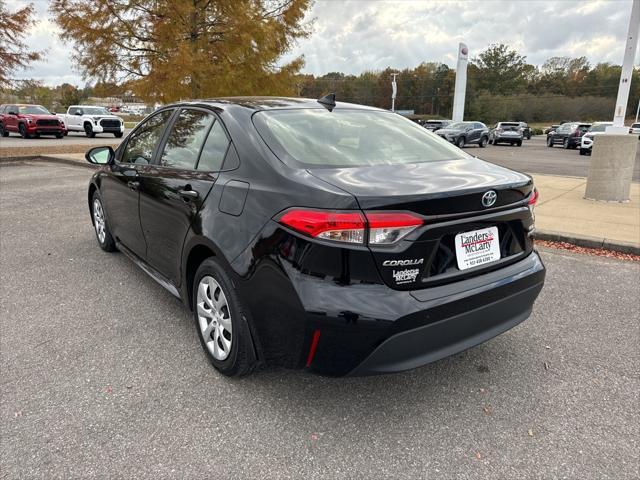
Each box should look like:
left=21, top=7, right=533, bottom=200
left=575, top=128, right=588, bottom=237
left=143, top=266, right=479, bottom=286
left=7, top=0, right=638, bottom=87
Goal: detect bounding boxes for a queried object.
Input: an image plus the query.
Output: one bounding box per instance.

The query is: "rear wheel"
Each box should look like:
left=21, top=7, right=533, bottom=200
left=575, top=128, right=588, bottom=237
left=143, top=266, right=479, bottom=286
left=114, top=132, right=123, bottom=138
left=479, top=136, right=488, bottom=148
left=193, top=258, right=256, bottom=377
left=563, top=138, right=570, bottom=149
left=0, top=124, right=8, bottom=137
left=456, top=136, right=465, bottom=148
left=55, top=132, right=64, bottom=139
left=84, top=123, right=96, bottom=138
left=91, top=191, right=116, bottom=252
left=517, top=140, right=522, bottom=147
left=579, top=148, right=586, bottom=156
left=546, top=136, right=554, bottom=147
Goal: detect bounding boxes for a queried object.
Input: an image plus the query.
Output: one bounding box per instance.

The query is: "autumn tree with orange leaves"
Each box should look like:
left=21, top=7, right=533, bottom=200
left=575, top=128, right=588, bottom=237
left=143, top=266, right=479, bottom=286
left=50, top=0, right=312, bottom=102
left=0, top=1, right=42, bottom=86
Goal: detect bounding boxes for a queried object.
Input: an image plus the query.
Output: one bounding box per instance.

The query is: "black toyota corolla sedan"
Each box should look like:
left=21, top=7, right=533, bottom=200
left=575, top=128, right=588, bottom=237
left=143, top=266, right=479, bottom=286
left=85, top=96, right=545, bottom=377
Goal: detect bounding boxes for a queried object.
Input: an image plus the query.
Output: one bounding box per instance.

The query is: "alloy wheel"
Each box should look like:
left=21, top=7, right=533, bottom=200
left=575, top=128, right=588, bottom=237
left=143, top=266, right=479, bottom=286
left=93, top=198, right=106, bottom=243
left=196, top=276, right=233, bottom=361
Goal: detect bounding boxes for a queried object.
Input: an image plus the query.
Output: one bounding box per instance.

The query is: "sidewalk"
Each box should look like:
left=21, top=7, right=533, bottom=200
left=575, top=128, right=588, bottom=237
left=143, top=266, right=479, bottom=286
left=532, top=174, right=640, bottom=253
left=2, top=154, right=639, bottom=253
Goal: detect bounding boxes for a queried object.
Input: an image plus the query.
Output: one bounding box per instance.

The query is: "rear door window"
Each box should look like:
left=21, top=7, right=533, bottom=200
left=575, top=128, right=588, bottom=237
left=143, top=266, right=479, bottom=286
left=160, top=109, right=215, bottom=169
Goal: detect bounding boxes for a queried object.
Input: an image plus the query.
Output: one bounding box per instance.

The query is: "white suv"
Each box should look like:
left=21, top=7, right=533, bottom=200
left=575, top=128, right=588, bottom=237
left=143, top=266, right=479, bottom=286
left=580, top=122, right=613, bottom=156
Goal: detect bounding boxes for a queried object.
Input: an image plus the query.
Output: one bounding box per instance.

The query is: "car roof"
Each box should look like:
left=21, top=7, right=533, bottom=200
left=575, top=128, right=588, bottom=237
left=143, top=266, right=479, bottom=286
left=167, top=96, right=385, bottom=112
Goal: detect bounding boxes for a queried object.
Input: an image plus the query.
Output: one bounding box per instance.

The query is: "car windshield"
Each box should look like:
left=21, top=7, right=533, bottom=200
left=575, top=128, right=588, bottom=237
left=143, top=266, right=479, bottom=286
left=18, top=105, right=50, bottom=114
left=500, top=123, right=520, bottom=127
left=589, top=124, right=611, bottom=133
left=448, top=122, right=472, bottom=129
left=253, top=109, right=465, bottom=168
left=632, top=123, right=640, bottom=128
left=82, top=107, right=110, bottom=115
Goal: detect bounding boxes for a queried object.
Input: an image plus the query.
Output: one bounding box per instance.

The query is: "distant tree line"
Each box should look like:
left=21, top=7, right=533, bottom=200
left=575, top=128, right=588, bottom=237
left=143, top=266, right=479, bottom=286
left=298, top=44, right=640, bottom=124
left=2, top=41, right=638, bottom=124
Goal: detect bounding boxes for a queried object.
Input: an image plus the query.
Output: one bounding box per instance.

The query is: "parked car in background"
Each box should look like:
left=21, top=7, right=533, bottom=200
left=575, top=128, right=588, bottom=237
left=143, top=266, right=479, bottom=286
left=435, top=121, right=489, bottom=148
left=546, top=122, right=591, bottom=149
left=0, top=104, right=65, bottom=138
left=629, top=123, right=640, bottom=135
left=489, top=122, right=523, bottom=146
left=580, top=122, right=613, bottom=155
left=422, top=119, right=452, bottom=132
left=544, top=125, right=560, bottom=135
left=518, top=122, right=532, bottom=140
left=57, top=106, right=125, bottom=138
left=84, top=96, right=544, bottom=377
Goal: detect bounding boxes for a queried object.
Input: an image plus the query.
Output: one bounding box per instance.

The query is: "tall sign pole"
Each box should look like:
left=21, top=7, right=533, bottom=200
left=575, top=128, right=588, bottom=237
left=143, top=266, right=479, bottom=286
left=452, top=43, right=469, bottom=122
left=608, top=0, right=640, bottom=133
left=391, top=73, right=398, bottom=112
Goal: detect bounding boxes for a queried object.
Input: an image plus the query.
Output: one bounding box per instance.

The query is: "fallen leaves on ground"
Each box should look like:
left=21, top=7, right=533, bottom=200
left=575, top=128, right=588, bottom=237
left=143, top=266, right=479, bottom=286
left=536, top=240, right=640, bottom=262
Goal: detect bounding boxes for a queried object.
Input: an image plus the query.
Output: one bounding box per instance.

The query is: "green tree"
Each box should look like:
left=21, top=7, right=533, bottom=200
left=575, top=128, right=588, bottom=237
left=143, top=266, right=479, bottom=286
left=0, top=1, right=43, bottom=86
left=50, top=0, right=312, bottom=102
left=472, top=44, right=530, bottom=94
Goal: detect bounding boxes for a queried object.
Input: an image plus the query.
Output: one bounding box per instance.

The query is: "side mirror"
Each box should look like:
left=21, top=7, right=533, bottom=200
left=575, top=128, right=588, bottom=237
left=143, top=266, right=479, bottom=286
left=8, top=110, right=18, bottom=116
left=86, top=146, right=114, bottom=165
left=466, top=126, right=473, bottom=131
left=75, top=111, right=83, bottom=116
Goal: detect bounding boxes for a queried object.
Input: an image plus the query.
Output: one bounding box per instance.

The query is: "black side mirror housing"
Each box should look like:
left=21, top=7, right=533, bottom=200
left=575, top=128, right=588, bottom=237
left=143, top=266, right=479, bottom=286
left=8, top=110, right=18, bottom=116
left=86, top=146, right=115, bottom=165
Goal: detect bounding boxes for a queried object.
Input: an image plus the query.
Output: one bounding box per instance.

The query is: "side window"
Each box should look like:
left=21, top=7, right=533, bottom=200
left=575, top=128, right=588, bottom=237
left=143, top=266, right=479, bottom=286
left=160, top=109, right=214, bottom=169
left=197, top=121, right=230, bottom=171
left=69, top=107, right=78, bottom=115
left=121, top=110, right=173, bottom=165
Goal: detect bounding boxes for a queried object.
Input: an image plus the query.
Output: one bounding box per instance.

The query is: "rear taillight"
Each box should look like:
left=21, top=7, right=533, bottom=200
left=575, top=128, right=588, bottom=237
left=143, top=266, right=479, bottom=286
left=277, top=209, right=423, bottom=245
left=528, top=188, right=539, bottom=207
left=278, top=209, right=366, bottom=244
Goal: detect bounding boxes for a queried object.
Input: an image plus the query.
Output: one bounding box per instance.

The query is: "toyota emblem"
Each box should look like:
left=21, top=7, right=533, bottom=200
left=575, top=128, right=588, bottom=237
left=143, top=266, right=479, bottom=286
left=482, top=190, right=497, bottom=207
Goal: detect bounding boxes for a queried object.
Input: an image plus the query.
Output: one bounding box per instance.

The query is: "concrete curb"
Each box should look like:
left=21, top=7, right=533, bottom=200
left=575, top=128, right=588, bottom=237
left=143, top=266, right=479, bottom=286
left=0, top=155, right=97, bottom=169
left=535, top=230, right=640, bottom=255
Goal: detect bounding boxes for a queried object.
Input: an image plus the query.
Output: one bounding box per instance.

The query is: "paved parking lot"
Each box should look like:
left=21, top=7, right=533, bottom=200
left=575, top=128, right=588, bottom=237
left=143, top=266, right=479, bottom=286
left=475, top=136, right=640, bottom=182
left=2, top=134, right=639, bottom=180
left=1, top=162, right=639, bottom=478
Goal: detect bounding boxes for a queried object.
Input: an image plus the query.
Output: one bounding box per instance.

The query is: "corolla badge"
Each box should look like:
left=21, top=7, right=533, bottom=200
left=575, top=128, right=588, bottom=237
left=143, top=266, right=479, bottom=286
left=482, top=190, right=497, bottom=207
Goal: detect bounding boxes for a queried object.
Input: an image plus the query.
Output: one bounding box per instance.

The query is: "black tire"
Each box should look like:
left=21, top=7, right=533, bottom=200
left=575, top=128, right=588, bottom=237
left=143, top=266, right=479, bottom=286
left=19, top=123, right=29, bottom=139
left=0, top=124, right=8, bottom=137
left=546, top=136, right=554, bottom=147
left=192, top=257, right=257, bottom=377
left=114, top=132, right=123, bottom=138
left=563, top=138, right=570, bottom=149
left=579, top=148, right=586, bottom=156
left=55, top=132, right=64, bottom=139
left=91, top=190, right=116, bottom=252
left=456, top=136, right=465, bottom=148
left=84, top=123, right=96, bottom=138
left=517, top=140, right=522, bottom=147
left=479, top=136, right=488, bottom=148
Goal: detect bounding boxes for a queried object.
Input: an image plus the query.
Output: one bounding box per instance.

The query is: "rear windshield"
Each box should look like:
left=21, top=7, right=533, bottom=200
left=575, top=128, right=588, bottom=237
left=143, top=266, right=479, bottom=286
left=632, top=123, right=640, bottom=128
left=500, top=122, right=520, bottom=127
left=589, top=124, right=611, bottom=133
left=253, top=109, right=464, bottom=168
left=18, top=105, right=50, bottom=114
left=425, top=121, right=443, bottom=125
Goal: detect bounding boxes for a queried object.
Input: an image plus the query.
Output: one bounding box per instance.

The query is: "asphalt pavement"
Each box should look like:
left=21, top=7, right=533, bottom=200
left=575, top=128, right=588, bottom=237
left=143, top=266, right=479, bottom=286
left=1, top=161, right=639, bottom=479
left=475, top=136, right=640, bottom=182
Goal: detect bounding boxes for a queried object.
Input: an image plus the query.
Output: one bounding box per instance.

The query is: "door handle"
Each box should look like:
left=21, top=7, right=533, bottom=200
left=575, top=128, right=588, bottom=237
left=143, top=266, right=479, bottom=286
left=178, top=189, right=199, bottom=201
left=127, top=181, right=140, bottom=191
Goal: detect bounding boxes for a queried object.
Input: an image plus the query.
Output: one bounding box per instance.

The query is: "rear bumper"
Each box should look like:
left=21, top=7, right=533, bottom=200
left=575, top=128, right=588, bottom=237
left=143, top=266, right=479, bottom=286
left=495, top=134, right=523, bottom=142
left=312, top=251, right=545, bottom=376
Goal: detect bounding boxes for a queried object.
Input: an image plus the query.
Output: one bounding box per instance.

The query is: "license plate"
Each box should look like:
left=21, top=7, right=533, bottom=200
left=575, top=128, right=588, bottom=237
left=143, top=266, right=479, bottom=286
left=454, top=226, right=500, bottom=270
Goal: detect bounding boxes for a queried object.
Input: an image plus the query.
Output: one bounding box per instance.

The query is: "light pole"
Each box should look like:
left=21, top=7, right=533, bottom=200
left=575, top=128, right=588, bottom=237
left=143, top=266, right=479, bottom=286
left=607, top=0, right=639, bottom=133
left=391, top=73, right=398, bottom=112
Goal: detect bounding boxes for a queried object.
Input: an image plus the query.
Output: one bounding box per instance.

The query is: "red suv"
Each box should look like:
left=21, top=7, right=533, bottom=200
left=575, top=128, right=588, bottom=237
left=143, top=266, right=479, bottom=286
left=0, top=104, right=66, bottom=139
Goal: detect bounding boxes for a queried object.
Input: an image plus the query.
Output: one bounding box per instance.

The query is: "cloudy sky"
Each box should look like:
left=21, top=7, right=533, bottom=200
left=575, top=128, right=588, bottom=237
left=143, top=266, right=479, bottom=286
left=8, top=0, right=638, bottom=86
